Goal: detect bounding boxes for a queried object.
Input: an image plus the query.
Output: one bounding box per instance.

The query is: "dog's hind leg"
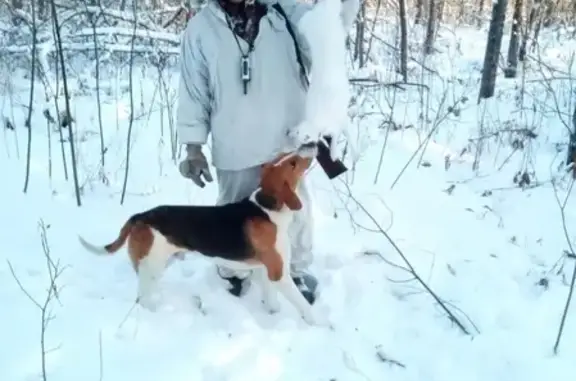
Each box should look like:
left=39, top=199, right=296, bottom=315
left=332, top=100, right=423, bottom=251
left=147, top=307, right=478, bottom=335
left=129, top=225, right=174, bottom=311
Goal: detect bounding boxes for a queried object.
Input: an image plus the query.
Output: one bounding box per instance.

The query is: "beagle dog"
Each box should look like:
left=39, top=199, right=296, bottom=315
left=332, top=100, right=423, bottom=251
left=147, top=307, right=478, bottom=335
left=78, top=143, right=325, bottom=325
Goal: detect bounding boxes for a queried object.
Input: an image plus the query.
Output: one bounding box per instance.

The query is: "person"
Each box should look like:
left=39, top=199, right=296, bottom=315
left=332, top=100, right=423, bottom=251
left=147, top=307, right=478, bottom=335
left=176, top=0, right=360, bottom=304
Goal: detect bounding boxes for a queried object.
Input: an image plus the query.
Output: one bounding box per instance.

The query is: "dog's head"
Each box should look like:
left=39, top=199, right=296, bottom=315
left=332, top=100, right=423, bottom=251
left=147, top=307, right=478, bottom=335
left=258, top=143, right=317, bottom=211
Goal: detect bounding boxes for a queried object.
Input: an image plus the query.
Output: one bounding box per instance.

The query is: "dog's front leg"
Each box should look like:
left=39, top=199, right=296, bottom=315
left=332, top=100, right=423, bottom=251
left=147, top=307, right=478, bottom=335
left=276, top=273, right=324, bottom=325
left=274, top=238, right=327, bottom=326
left=257, top=267, right=280, bottom=314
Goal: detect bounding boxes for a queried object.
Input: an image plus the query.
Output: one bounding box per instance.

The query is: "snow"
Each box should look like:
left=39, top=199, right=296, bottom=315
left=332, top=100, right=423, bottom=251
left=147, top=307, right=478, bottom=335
left=2, top=10, right=576, bottom=381
left=290, top=0, right=350, bottom=158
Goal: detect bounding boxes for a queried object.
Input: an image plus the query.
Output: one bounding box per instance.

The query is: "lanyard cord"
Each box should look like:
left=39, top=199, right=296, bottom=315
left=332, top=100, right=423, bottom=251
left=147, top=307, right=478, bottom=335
left=224, top=14, right=255, bottom=55
left=224, top=13, right=254, bottom=94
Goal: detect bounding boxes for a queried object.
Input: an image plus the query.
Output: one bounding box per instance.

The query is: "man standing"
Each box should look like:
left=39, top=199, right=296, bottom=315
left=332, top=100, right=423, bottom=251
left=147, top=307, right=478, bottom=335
left=176, top=0, right=360, bottom=303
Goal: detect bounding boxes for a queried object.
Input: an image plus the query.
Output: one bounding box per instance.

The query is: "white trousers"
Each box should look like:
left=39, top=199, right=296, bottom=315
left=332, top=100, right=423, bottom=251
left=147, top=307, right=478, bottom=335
left=215, top=165, right=314, bottom=279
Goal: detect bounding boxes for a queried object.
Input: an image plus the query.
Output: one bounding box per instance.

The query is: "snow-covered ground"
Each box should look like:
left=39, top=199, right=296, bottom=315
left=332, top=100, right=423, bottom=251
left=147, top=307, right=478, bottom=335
left=2, top=19, right=576, bottom=381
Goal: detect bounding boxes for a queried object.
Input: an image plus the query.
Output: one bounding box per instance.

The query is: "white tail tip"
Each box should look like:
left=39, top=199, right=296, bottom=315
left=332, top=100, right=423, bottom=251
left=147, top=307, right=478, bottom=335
left=78, top=235, right=109, bottom=255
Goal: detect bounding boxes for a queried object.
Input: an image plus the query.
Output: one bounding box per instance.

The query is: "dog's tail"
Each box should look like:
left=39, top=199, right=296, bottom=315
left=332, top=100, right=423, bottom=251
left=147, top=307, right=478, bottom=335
left=78, top=219, right=134, bottom=255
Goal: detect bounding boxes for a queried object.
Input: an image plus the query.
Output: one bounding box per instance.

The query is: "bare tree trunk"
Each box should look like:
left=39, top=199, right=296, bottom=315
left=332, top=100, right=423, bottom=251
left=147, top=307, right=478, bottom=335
left=354, top=2, right=366, bottom=67
left=519, top=0, right=542, bottom=61
left=37, top=0, right=47, bottom=20
left=457, top=0, right=466, bottom=23
left=49, top=12, right=69, bottom=181
left=437, top=0, right=445, bottom=23
left=543, top=0, right=556, bottom=27
left=477, top=0, right=485, bottom=28
left=398, top=0, right=408, bottom=81
left=50, top=0, right=82, bottom=206
left=531, top=12, right=544, bottom=51
left=23, top=0, right=37, bottom=194
left=478, top=0, right=509, bottom=101
left=415, top=0, right=424, bottom=24
left=364, top=0, right=382, bottom=63
left=11, top=0, right=23, bottom=25
left=505, top=0, right=524, bottom=78
left=83, top=0, right=107, bottom=183
left=566, top=105, right=576, bottom=177
left=424, top=0, right=437, bottom=55
left=121, top=0, right=139, bottom=205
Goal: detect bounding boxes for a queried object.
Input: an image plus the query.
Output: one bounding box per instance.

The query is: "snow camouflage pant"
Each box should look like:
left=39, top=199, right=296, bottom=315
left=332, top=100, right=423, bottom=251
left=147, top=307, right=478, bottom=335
left=215, top=165, right=314, bottom=279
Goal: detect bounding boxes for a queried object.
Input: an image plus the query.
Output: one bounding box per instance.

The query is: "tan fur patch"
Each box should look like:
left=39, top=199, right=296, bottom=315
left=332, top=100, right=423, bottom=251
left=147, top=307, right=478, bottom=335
left=245, top=217, right=283, bottom=281
left=258, top=153, right=312, bottom=211
left=127, top=222, right=154, bottom=272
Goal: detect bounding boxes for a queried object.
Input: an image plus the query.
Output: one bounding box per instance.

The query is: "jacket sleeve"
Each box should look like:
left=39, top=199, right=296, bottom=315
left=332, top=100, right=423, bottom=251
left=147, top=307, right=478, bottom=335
left=176, top=20, right=211, bottom=146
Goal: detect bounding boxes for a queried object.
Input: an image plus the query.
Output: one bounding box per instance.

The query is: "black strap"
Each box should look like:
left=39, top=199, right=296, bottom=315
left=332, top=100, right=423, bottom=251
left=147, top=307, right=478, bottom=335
left=273, top=3, right=310, bottom=88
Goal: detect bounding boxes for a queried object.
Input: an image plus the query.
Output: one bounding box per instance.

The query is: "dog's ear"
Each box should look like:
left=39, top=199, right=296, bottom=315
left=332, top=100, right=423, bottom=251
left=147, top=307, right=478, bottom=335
left=280, top=182, right=302, bottom=211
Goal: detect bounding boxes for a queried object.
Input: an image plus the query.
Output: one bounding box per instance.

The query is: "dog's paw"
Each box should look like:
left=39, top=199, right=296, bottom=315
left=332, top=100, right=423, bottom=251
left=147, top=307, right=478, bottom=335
left=262, top=295, right=281, bottom=314
left=302, top=311, right=332, bottom=328
left=137, top=296, right=158, bottom=312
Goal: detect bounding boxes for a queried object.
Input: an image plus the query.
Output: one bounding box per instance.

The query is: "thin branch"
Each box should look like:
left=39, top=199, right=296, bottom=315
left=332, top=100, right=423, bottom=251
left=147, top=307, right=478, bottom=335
left=551, top=175, right=576, bottom=354
left=7, top=260, right=42, bottom=310
left=338, top=179, right=473, bottom=335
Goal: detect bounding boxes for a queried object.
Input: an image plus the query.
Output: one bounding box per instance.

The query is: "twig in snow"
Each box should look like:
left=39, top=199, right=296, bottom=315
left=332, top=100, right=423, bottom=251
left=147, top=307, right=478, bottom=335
left=551, top=176, right=576, bottom=354
left=98, top=330, right=104, bottom=381
left=6, top=218, right=66, bottom=381
left=375, top=345, right=406, bottom=369
left=362, top=249, right=411, bottom=274
left=332, top=182, right=393, bottom=235
left=117, top=301, right=138, bottom=331
left=339, top=179, right=473, bottom=336
left=38, top=220, right=63, bottom=305
left=480, top=179, right=553, bottom=195
left=389, top=95, right=469, bottom=190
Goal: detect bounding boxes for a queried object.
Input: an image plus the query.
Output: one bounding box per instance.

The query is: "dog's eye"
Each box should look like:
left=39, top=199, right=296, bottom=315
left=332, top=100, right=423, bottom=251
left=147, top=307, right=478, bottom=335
left=290, top=161, right=297, bottom=168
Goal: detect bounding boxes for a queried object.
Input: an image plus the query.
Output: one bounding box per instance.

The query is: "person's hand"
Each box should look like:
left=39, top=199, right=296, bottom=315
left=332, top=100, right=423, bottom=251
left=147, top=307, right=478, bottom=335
left=178, top=144, right=214, bottom=188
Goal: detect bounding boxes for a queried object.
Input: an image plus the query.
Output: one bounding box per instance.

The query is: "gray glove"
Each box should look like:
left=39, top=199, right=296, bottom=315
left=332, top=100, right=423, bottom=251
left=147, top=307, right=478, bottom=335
left=178, top=144, right=214, bottom=188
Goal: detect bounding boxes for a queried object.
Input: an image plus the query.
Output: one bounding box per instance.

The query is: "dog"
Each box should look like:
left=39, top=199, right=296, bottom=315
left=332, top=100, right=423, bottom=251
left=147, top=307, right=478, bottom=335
left=78, top=143, right=326, bottom=325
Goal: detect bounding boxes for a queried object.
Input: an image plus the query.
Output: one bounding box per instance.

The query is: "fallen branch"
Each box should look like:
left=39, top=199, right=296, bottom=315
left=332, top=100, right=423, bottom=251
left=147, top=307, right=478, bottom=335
left=339, top=180, right=474, bottom=336
left=73, top=26, right=180, bottom=44
left=375, top=346, right=406, bottom=369
left=0, top=42, right=179, bottom=56
left=348, top=78, right=430, bottom=91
